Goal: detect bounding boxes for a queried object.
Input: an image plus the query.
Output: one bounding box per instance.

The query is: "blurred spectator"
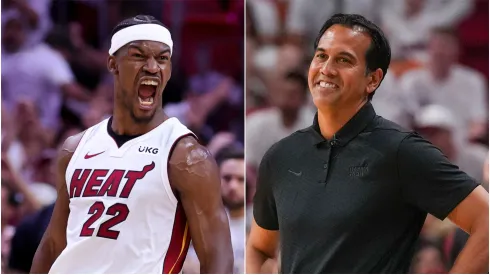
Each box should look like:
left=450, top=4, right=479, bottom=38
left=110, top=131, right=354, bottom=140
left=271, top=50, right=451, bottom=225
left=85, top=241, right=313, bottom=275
left=217, top=146, right=245, bottom=274
left=2, top=0, right=53, bottom=49
left=414, top=104, right=486, bottom=183
left=400, top=26, right=488, bottom=145
left=371, top=70, right=412, bottom=128
left=246, top=71, right=314, bottom=169
left=2, top=21, right=92, bottom=144
left=247, top=0, right=280, bottom=45
left=44, top=26, right=100, bottom=124
left=286, top=0, right=381, bottom=51
left=2, top=103, right=26, bottom=173
left=164, top=77, right=233, bottom=143
left=8, top=203, right=54, bottom=274
left=2, top=11, right=27, bottom=58
left=2, top=155, right=42, bottom=217
left=410, top=238, right=448, bottom=273
left=1, top=184, right=17, bottom=271
left=184, top=145, right=245, bottom=274
left=381, top=0, right=473, bottom=61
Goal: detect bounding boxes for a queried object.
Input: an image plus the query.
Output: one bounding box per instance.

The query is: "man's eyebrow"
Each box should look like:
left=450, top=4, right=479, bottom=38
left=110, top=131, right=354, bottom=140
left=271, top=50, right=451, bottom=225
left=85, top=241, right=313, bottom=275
left=158, top=49, right=171, bottom=55
left=127, top=44, right=144, bottom=52
left=314, top=48, right=357, bottom=60
left=338, top=51, right=356, bottom=60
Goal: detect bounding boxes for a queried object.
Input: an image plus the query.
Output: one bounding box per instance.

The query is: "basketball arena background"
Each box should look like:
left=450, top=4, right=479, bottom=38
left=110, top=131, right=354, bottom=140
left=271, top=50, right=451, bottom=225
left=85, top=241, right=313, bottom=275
left=0, top=0, right=489, bottom=274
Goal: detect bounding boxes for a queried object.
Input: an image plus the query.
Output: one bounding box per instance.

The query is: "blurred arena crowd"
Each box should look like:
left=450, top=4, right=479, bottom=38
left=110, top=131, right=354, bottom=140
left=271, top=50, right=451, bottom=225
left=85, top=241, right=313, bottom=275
left=246, top=0, right=489, bottom=273
left=1, top=0, right=244, bottom=273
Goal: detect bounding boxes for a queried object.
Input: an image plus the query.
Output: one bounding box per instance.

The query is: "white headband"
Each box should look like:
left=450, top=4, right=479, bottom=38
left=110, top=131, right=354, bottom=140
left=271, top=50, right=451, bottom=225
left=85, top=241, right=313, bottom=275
left=108, top=23, right=173, bottom=55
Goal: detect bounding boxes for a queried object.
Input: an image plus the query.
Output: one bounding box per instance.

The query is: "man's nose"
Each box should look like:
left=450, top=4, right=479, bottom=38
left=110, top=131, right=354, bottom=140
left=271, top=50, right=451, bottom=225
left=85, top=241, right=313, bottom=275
left=144, top=57, right=159, bottom=74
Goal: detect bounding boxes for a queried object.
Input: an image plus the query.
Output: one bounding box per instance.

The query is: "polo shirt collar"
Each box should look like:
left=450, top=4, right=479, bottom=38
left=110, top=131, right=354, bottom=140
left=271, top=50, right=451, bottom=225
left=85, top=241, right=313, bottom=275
left=310, top=101, right=376, bottom=146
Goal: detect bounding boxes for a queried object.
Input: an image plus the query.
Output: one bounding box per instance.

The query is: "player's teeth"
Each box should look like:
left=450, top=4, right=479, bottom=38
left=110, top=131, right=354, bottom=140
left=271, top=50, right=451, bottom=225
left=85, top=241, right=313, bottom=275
left=138, top=96, right=154, bottom=105
left=141, top=80, right=158, bottom=86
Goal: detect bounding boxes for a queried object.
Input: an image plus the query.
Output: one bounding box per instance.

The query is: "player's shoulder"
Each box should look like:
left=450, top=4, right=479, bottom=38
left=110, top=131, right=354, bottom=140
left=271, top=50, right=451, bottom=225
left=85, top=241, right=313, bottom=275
left=61, top=131, right=87, bottom=154
left=364, top=115, right=414, bottom=151
left=167, top=135, right=218, bottom=188
left=371, top=115, right=412, bottom=135
left=168, top=135, right=213, bottom=168
left=56, top=130, right=88, bottom=171
left=59, top=118, right=107, bottom=159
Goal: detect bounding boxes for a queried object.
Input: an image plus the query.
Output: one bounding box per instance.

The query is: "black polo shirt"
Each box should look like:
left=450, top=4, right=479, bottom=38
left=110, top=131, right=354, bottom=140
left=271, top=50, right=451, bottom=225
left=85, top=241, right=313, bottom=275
left=253, top=102, right=479, bottom=274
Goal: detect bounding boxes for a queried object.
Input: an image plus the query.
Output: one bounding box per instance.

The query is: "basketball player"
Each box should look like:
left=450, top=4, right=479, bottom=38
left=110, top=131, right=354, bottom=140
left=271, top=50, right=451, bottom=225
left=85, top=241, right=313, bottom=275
left=30, top=15, right=234, bottom=274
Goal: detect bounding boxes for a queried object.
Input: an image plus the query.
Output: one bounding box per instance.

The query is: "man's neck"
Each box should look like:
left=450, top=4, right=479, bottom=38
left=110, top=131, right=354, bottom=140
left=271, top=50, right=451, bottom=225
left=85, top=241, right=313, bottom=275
left=317, top=100, right=367, bottom=139
left=228, top=207, right=244, bottom=219
left=111, top=107, right=167, bottom=136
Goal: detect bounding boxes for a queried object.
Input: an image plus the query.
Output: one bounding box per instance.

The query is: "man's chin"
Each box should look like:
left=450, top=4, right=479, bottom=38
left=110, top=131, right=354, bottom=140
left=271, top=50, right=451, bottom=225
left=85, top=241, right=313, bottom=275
left=224, top=199, right=245, bottom=211
left=130, top=109, right=156, bottom=124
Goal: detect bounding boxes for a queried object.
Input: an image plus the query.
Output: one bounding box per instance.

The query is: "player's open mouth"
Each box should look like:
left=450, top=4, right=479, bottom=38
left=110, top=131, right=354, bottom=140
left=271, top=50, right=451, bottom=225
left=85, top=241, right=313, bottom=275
left=138, top=79, right=158, bottom=109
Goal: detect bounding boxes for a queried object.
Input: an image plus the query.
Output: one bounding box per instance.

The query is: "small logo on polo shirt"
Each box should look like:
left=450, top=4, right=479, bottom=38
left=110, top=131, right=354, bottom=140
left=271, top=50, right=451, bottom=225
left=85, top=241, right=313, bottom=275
left=349, top=166, right=368, bottom=177
left=288, top=169, right=302, bottom=177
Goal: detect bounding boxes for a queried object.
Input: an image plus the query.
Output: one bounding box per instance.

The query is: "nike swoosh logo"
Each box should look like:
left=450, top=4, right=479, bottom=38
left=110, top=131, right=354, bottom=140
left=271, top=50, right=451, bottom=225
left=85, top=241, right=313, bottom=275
left=84, top=151, right=105, bottom=159
left=288, top=170, right=302, bottom=176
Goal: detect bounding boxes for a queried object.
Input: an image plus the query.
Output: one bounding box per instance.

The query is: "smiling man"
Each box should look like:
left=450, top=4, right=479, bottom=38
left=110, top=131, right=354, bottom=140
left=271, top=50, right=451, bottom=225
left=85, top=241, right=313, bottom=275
left=30, top=15, right=233, bottom=274
left=246, top=13, right=488, bottom=274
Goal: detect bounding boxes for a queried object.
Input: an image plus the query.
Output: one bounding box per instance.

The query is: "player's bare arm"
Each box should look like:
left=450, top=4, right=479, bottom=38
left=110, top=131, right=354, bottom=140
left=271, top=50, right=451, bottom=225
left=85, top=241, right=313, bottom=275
left=246, top=219, right=279, bottom=273
left=447, top=185, right=489, bottom=273
left=30, top=132, right=84, bottom=274
left=169, top=136, right=234, bottom=274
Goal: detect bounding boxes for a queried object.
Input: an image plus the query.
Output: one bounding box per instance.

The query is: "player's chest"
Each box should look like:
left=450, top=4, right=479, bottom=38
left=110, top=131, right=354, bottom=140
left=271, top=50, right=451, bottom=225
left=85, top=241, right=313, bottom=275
left=67, top=138, right=166, bottom=200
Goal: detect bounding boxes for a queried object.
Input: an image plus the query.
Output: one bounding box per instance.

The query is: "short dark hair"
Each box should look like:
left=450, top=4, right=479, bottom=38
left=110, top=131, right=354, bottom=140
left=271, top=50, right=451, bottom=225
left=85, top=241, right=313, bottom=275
left=314, top=14, right=391, bottom=100
left=285, top=71, right=308, bottom=93
left=111, top=15, right=166, bottom=37
left=215, top=145, right=244, bottom=167
left=110, top=15, right=167, bottom=55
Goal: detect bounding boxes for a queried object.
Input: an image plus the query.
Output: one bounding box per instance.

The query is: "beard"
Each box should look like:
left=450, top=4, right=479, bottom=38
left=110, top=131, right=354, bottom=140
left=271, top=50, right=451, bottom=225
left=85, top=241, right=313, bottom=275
left=223, top=197, right=244, bottom=211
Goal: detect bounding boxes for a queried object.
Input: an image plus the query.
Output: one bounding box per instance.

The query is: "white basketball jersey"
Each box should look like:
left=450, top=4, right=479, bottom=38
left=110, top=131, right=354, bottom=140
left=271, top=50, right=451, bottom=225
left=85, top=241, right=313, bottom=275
left=49, top=117, right=195, bottom=274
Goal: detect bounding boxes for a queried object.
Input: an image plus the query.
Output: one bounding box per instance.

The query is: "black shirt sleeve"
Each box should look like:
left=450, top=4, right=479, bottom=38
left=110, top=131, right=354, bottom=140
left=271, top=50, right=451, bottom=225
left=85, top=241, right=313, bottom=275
left=253, top=147, right=279, bottom=230
left=397, top=133, right=479, bottom=220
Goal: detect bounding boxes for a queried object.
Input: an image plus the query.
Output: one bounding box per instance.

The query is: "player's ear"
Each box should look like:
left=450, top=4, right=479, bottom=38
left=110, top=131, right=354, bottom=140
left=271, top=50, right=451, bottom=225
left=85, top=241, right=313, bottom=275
left=107, top=55, right=118, bottom=75
left=366, top=68, right=383, bottom=95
